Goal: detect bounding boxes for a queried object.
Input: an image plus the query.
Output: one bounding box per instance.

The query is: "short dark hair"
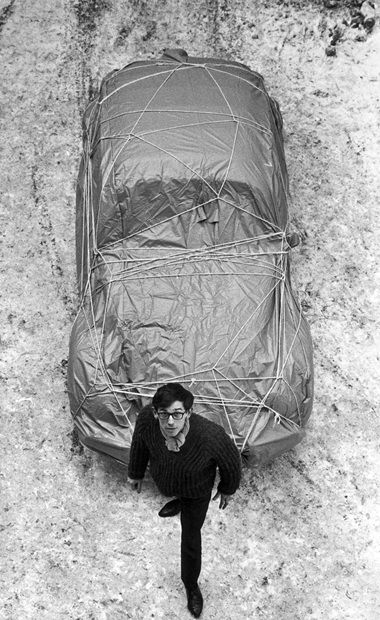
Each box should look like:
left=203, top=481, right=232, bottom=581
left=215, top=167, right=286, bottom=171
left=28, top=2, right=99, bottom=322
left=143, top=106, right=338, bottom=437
left=152, top=383, right=194, bottom=411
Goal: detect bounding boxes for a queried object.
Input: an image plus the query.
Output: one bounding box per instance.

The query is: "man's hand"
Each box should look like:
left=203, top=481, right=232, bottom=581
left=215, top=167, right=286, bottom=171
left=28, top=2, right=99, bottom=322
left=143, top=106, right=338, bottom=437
left=212, top=490, right=232, bottom=510
left=128, top=478, right=142, bottom=493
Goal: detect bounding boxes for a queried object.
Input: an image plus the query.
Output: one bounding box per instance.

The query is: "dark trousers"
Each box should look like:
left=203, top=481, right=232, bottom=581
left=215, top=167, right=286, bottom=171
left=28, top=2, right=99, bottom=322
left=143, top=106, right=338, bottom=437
left=179, top=493, right=211, bottom=589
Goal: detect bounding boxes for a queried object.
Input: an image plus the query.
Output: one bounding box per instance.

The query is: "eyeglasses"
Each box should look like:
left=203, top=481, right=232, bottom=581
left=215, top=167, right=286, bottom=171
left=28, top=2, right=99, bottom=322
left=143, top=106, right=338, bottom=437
left=156, top=409, right=187, bottom=420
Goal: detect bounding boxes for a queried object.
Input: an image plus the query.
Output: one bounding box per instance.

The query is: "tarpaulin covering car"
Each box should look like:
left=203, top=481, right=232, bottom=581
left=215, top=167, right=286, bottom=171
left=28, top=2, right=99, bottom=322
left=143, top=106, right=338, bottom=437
left=68, top=49, right=314, bottom=466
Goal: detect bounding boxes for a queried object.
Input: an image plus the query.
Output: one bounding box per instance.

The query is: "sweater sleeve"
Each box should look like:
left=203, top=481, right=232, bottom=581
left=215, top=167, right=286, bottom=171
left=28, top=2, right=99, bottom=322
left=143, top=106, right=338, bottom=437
left=127, top=408, right=151, bottom=480
left=213, top=428, right=242, bottom=495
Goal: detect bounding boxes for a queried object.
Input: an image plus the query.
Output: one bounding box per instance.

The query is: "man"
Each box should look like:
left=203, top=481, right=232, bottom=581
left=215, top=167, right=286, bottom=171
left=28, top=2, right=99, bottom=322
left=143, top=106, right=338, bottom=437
left=128, top=382, right=241, bottom=618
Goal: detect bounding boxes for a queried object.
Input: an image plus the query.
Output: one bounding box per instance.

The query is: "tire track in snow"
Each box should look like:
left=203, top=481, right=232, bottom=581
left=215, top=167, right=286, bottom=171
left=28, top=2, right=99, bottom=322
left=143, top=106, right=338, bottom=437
left=31, top=163, right=76, bottom=319
left=0, top=0, right=16, bottom=35
left=70, top=0, right=111, bottom=112
left=205, top=0, right=245, bottom=57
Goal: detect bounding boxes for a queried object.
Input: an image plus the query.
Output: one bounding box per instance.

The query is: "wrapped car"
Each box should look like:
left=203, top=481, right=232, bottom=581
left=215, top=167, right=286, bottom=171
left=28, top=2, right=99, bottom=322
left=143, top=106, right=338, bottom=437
left=68, top=49, right=314, bottom=466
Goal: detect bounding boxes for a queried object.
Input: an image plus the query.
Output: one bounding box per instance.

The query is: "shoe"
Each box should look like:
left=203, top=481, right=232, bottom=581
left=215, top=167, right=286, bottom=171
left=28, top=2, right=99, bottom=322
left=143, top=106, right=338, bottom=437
left=186, top=584, right=203, bottom=618
left=158, top=498, right=181, bottom=518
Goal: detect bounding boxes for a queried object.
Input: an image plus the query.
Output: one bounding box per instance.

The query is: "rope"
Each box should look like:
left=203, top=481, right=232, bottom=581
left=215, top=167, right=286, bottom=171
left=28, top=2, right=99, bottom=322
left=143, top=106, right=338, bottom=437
left=99, top=108, right=272, bottom=136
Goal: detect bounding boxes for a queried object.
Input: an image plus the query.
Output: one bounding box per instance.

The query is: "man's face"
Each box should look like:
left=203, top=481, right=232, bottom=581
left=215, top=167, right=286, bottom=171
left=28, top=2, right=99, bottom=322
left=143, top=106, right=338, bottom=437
left=154, top=400, right=190, bottom=436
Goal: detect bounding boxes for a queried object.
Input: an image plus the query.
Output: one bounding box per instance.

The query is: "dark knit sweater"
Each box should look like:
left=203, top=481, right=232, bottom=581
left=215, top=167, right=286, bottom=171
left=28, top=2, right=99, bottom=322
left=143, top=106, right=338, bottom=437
left=128, top=406, right=241, bottom=498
